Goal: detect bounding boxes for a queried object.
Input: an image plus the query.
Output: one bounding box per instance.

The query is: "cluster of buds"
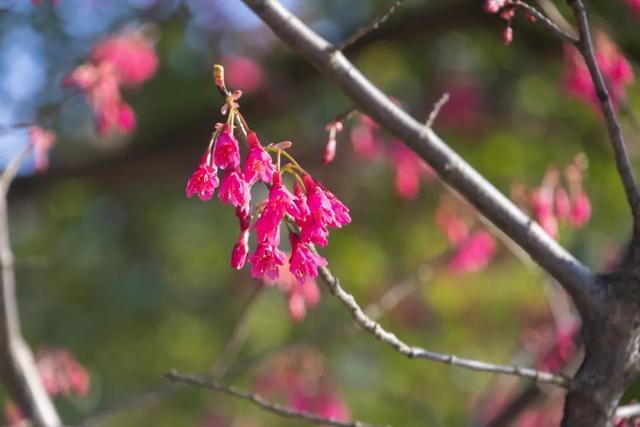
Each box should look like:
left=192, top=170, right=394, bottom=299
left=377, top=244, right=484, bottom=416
left=186, top=65, right=351, bottom=284
left=65, top=28, right=158, bottom=135
left=564, top=32, right=634, bottom=110
left=4, top=348, right=89, bottom=426
left=483, top=0, right=536, bottom=45
left=513, top=154, right=591, bottom=239
left=435, top=196, right=497, bottom=274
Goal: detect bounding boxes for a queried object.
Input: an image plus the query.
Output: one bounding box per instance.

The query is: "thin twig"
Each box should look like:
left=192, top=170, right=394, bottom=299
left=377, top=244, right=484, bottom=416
left=80, top=285, right=265, bottom=426
left=316, top=263, right=570, bottom=388
left=330, top=0, right=404, bottom=53
left=165, top=370, right=386, bottom=427
left=0, top=145, right=61, bottom=426
left=424, top=92, right=449, bottom=129
left=513, top=1, right=578, bottom=43
left=210, top=285, right=264, bottom=379
left=569, top=0, right=640, bottom=235
left=79, top=385, right=180, bottom=427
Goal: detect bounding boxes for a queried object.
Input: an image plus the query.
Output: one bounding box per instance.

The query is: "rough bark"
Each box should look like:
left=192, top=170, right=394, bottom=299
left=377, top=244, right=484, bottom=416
left=562, top=271, right=640, bottom=426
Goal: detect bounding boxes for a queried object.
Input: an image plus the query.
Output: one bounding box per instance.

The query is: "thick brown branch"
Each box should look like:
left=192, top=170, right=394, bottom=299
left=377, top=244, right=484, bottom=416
left=0, top=146, right=60, bottom=427
left=241, top=0, right=596, bottom=317
left=165, top=370, right=385, bottom=427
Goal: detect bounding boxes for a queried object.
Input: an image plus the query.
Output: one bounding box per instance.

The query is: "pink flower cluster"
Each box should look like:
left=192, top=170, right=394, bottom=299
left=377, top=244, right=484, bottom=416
left=564, top=33, right=634, bottom=110
left=255, top=347, right=350, bottom=423
left=435, top=198, right=497, bottom=274
left=65, top=29, right=158, bottom=135
left=28, top=126, right=56, bottom=172
left=515, top=155, right=591, bottom=239
left=186, top=88, right=350, bottom=284
left=35, top=348, right=90, bottom=397
left=4, top=348, right=89, bottom=426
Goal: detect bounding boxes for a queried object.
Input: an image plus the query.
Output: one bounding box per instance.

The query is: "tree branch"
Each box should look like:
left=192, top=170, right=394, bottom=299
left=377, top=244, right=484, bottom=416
left=568, top=0, right=640, bottom=237
left=424, top=92, right=450, bottom=129
left=330, top=0, right=403, bottom=53
left=315, top=264, right=569, bottom=387
left=513, top=1, right=578, bottom=43
left=210, top=285, right=264, bottom=380
left=240, top=0, right=597, bottom=317
left=0, top=145, right=61, bottom=427
left=165, top=370, right=385, bottom=427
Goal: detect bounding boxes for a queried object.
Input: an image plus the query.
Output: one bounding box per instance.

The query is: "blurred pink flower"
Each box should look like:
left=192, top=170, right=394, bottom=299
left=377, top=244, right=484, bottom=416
left=483, top=0, right=508, bottom=13
left=265, top=259, right=321, bottom=322
left=437, top=79, right=487, bottom=133
left=4, top=349, right=89, bottom=426
left=36, top=348, right=90, bottom=397
left=322, top=120, right=342, bottom=164
left=66, top=29, right=158, bottom=135
left=435, top=203, right=470, bottom=245
left=569, top=191, right=591, bottom=228
left=222, top=56, right=264, bottom=94
left=92, top=31, right=158, bottom=87
left=531, top=186, right=558, bottom=239
left=448, top=231, right=496, bottom=274
left=255, top=347, right=350, bottom=421
left=350, top=114, right=384, bottom=160
left=538, top=325, right=578, bottom=372
left=28, top=126, right=56, bottom=172
left=391, top=141, right=434, bottom=200
left=626, top=0, right=640, bottom=19
left=564, top=34, right=634, bottom=109
left=290, top=390, right=350, bottom=422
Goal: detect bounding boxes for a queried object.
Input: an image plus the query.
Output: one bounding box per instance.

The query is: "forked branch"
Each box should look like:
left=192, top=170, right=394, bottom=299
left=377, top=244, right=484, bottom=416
left=240, top=0, right=597, bottom=317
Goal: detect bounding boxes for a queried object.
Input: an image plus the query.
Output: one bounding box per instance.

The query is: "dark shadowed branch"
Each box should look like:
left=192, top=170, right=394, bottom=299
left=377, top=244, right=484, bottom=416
left=165, top=370, right=386, bottom=427
left=0, top=145, right=61, bottom=427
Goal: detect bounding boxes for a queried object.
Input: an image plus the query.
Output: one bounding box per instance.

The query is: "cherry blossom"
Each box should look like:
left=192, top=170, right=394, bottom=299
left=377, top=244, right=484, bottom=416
left=28, top=126, right=56, bottom=172
left=186, top=153, right=219, bottom=201
left=65, top=29, right=157, bottom=135
left=448, top=231, right=497, bottom=274
left=564, top=34, right=634, bottom=110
